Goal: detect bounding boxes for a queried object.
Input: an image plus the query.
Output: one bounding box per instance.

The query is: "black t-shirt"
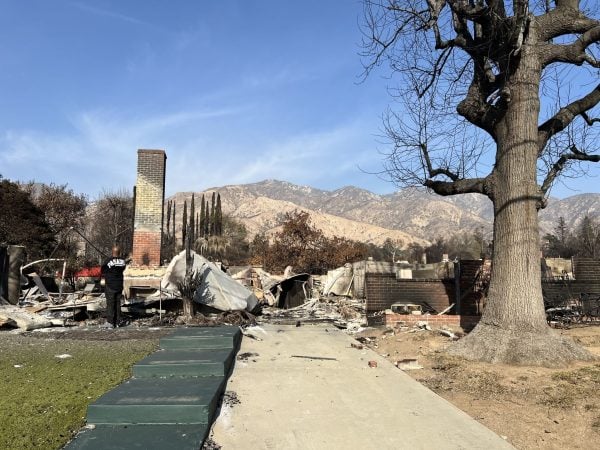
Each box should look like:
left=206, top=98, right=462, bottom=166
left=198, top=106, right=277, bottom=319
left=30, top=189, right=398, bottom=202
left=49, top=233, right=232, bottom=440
left=101, top=257, right=127, bottom=291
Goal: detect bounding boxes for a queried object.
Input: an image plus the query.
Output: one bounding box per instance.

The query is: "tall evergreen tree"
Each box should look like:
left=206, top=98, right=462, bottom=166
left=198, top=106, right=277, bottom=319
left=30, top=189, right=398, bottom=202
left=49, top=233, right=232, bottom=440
left=576, top=216, right=600, bottom=259
left=210, top=192, right=216, bottom=236
left=204, top=200, right=210, bottom=237
left=216, top=193, right=223, bottom=236
left=199, top=194, right=206, bottom=238
left=182, top=200, right=188, bottom=247
left=195, top=213, right=199, bottom=241
left=189, top=194, right=195, bottom=244
left=172, top=202, right=176, bottom=240
left=166, top=200, right=172, bottom=238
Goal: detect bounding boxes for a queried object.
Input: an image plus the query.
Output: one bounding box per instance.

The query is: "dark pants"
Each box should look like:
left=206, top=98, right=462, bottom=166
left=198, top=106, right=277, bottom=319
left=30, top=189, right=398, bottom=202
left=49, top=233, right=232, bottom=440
left=105, top=287, right=123, bottom=326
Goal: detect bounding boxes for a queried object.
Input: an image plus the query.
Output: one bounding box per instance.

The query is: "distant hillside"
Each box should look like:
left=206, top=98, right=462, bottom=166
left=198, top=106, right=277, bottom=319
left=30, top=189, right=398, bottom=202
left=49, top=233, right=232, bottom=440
left=165, top=180, right=600, bottom=245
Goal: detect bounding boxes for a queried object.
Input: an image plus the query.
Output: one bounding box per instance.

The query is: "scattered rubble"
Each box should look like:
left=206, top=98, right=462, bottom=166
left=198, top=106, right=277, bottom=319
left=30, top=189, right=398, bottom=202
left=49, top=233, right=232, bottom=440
left=237, top=352, right=259, bottom=362
left=395, top=358, right=423, bottom=371
left=1, top=250, right=472, bottom=338
left=222, top=391, right=241, bottom=407
left=201, top=438, right=222, bottom=450
left=259, top=296, right=366, bottom=332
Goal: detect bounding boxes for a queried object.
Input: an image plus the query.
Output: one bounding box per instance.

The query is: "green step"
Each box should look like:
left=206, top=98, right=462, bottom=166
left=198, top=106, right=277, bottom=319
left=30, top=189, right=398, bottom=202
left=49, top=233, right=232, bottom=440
left=133, top=348, right=235, bottom=378
left=87, top=377, right=224, bottom=425
left=63, top=424, right=207, bottom=450
left=160, top=326, right=240, bottom=350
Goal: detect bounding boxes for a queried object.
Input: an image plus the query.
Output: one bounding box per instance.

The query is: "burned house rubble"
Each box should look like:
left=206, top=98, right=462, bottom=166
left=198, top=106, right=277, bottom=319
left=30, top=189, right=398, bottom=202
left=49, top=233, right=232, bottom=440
left=2, top=148, right=600, bottom=333
left=3, top=244, right=600, bottom=333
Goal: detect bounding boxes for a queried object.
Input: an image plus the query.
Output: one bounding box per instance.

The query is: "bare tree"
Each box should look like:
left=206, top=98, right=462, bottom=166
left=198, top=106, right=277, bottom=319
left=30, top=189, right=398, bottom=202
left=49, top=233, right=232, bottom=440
left=86, top=190, right=134, bottom=263
left=361, top=0, right=600, bottom=365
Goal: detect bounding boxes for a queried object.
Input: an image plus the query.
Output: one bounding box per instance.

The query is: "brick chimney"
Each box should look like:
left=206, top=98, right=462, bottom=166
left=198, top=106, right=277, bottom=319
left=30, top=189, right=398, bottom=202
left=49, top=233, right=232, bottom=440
left=132, top=149, right=167, bottom=267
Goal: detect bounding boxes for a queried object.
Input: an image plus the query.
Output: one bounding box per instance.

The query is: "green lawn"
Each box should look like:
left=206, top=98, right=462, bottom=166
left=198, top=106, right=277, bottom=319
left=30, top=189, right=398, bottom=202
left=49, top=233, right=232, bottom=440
left=0, top=332, right=158, bottom=450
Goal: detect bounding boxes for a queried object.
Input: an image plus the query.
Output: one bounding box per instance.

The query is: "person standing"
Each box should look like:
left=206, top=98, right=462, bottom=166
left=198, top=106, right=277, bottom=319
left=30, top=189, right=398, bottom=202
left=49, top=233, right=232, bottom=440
left=101, top=245, right=127, bottom=328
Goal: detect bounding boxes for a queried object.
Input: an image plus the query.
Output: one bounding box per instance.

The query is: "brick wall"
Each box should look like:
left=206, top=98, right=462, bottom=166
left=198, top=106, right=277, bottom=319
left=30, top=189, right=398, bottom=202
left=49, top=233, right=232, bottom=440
left=573, top=257, right=600, bottom=281
left=132, top=149, right=166, bottom=267
left=542, top=280, right=600, bottom=302
left=365, top=273, right=456, bottom=313
left=364, top=264, right=483, bottom=316
left=365, top=258, right=600, bottom=317
left=535, top=257, right=600, bottom=303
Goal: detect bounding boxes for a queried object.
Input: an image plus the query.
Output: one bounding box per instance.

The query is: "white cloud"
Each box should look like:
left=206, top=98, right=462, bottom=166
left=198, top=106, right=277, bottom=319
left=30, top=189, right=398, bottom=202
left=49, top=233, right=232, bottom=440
left=0, top=104, right=384, bottom=198
left=0, top=105, right=244, bottom=197
left=69, top=2, right=146, bottom=26
left=157, top=118, right=381, bottom=195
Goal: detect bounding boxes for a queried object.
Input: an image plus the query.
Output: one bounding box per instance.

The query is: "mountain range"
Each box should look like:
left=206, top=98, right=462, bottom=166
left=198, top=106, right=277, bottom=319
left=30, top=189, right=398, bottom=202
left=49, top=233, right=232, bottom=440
left=166, top=180, right=600, bottom=247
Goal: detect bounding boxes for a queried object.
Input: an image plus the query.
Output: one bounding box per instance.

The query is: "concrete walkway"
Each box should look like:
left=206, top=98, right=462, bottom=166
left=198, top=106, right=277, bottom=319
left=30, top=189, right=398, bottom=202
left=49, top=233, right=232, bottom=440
left=210, top=324, right=515, bottom=450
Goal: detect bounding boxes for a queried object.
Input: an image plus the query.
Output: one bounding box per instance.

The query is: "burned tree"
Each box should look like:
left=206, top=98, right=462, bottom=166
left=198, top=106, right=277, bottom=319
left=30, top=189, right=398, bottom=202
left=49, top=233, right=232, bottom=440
left=362, top=0, right=600, bottom=365
left=87, top=189, right=134, bottom=262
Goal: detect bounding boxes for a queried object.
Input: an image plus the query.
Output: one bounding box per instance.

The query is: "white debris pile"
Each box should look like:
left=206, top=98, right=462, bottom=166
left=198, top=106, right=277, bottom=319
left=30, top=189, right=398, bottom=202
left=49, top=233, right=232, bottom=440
left=259, top=295, right=367, bottom=332
left=162, top=250, right=259, bottom=313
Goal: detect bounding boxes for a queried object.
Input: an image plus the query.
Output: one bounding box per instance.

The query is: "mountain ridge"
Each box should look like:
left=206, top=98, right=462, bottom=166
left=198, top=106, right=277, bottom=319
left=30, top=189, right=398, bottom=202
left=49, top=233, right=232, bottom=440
left=167, top=180, right=600, bottom=246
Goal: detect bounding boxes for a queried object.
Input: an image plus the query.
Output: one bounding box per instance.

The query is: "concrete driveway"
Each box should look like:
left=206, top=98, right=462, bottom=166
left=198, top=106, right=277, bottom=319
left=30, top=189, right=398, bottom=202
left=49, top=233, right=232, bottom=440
left=209, top=324, right=515, bottom=449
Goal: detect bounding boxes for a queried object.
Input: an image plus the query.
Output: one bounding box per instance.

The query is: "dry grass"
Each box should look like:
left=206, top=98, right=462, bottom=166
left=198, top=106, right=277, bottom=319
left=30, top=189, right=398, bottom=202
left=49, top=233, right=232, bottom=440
left=356, top=324, right=600, bottom=449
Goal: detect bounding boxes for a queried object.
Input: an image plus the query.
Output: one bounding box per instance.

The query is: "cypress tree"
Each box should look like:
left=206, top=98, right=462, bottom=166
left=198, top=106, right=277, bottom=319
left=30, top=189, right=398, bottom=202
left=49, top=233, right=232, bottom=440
left=199, top=194, right=206, bottom=238
left=172, top=202, right=176, bottom=239
left=195, top=213, right=199, bottom=241
left=204, top=200, right=210, bottom=236
left=216, top=193, right=223, bottom=236
left=190, top=194, right=195, bottom=244
left=182, top=200, right=188, bottom=246
left=210, top=192, right=216, bottom=236
left=166, top=200, right=172, bottom=237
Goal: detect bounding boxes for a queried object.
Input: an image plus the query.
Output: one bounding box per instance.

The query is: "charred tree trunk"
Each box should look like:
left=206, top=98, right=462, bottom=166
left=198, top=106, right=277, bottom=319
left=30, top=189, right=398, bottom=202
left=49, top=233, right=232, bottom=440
left=448, top=24, right=591, bottom=366
left=182, top=297, right=196, bottom=319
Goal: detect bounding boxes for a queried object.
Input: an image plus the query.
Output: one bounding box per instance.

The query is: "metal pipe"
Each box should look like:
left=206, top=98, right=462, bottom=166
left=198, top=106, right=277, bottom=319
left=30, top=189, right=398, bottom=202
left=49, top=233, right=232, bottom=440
left=60, top=260, right=67, bottom=301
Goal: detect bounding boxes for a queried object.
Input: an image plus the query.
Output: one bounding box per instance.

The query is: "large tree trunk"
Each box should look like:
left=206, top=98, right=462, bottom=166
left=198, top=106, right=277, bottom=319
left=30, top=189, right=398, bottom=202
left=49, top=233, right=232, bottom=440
left=448, top=21, right=591, bottom=366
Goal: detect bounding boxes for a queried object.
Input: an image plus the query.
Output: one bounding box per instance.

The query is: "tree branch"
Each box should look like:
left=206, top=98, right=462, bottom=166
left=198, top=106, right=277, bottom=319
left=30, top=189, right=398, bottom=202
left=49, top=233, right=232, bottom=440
left=581, top=112, right=600, bottom=126
left=424, top=177, right=488, bottom=196
left=538, top=84, right=600, bottom=152
left=541, top=25, right=600, bottom=67
left=420, top=143, right=459, bottom=181
left=456, top=75, right=500, bottom=137
left=540, top=146, right=600, bottom=195
left=538, top=4, right=599, bottom=42
left=418, top=142, right=489, bottom=196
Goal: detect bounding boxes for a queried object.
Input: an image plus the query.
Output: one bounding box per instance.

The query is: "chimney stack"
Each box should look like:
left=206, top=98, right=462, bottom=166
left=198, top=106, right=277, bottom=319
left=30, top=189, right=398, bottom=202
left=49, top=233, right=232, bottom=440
left=131, top=149, right=166, bottom=267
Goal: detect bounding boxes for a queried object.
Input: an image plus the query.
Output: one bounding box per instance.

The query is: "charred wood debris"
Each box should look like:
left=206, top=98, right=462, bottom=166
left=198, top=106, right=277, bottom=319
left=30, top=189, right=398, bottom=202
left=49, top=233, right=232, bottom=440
left=0, top=253, right=372, bottom=334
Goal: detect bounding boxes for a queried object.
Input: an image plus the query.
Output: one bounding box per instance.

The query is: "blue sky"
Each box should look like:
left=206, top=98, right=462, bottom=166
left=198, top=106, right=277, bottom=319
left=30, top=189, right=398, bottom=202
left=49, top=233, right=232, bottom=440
left=0, top=1, right=599, bottom=200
